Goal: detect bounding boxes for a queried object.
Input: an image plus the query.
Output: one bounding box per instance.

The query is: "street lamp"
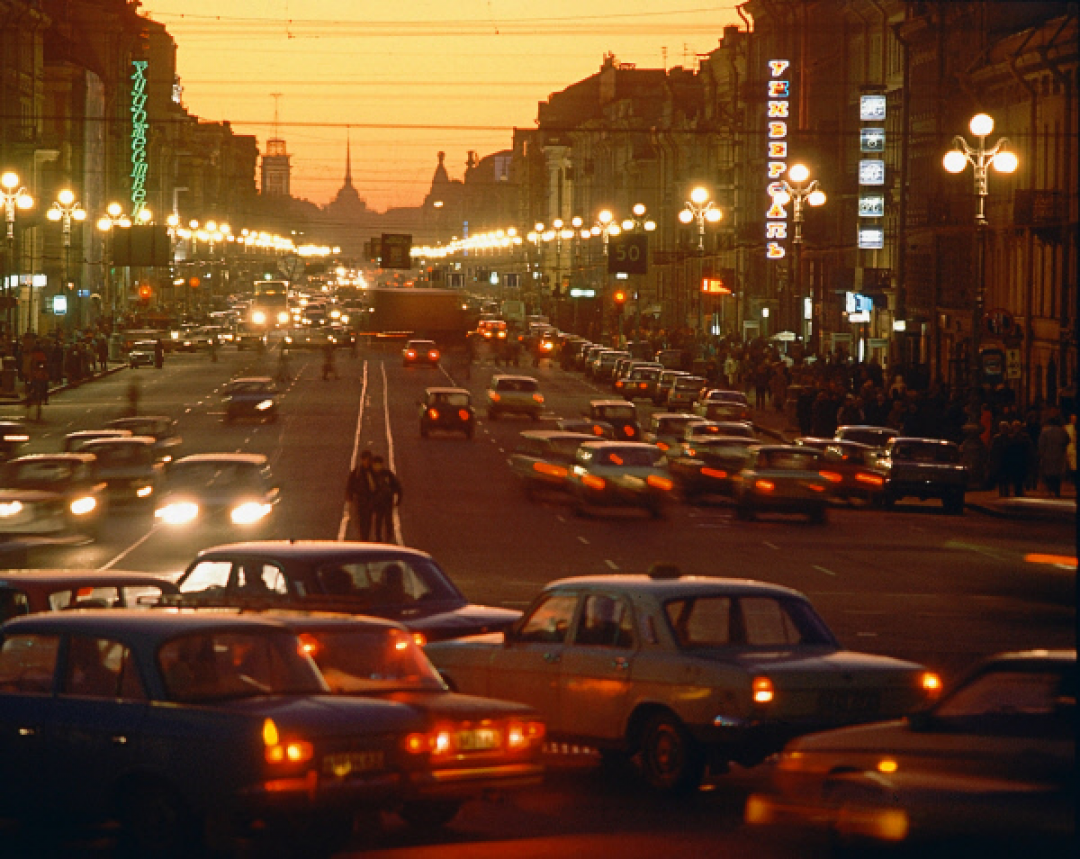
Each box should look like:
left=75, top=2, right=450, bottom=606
left=679, top=187, right=723, bottom=336
left=943, top=112, right=1018, bottom=389
left=592, top=209, right=621, bottom=342
left=1, top=171, right=34, bottom=336
left=621, top=203, right=657, bottom=335
left=770, top=164, right=826, bottom=350
left=47, top=189, right=88, bottom=327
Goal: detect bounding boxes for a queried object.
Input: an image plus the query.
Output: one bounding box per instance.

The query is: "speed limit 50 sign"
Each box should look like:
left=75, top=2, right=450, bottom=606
left=608, top=233, right=649, bottom=275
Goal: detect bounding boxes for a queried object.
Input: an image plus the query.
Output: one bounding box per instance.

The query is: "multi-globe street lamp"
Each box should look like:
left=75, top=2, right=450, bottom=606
left=591, top=209, right=621, bottom=341
left=1, top=171, right=34, bottom=335
left=943, top=112, right=1018, bottom=389
left=678, top=187, right=723, bottom=335
left=47, top=189, right=88, bottom=327
left=621, top=204, right=657, bottom=335
left=770, top=164, right=826, bottom=350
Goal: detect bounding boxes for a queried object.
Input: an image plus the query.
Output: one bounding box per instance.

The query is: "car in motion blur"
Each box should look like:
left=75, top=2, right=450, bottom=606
left=0, top=453, right=106, bottom=542
left=733, top=445, right=831, bottom=524
left=61, top=428, right=132, bottom=453
left=103, top=415, right=182, bottom=464
left=402, top=339, right=440, bottom=367
left=171, top=541, right=522, bottom=642
left=642, top=412, right=705, bottom=453
left=80, top=436, right=165, bottom=507
left=567, top=441, right=673, bottom=518
left=746, top=649, right=1075, bottom=850
left=0, top=611, right=433, bottom=856
left=794, top=438, right=887, bottom=503
left=276, top=612, right=545, bottom=829
left=419, top=387, right=475, bottom=439
left=0, top=570, right=178, bottom=621
left=221, top=376, right=279, bottom=424
left=0, top=420, right=30, bottom=462
left=878, top=437, right=968, bottom=514
left=154, top=453, right=279, bottom=535
left=487, top=374, right=544, bottom=421
left=425, top=565, right=942, bottom=793
left=667, top=436, right=757, bottom=504
left=510, top=429, right=597, bottom=498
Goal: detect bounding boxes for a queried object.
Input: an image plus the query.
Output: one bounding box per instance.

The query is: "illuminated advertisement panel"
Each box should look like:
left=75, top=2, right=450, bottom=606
left=130, top=59, right=149, bottom=218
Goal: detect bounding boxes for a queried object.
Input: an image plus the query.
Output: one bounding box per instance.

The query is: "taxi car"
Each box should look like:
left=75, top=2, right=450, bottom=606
left=0, top=420, right=30, bottom=462
left=586, top=400, right=641, bottom=441
left=419, top=387, right=475, bottom=439
left=80, top=436, right=164, bottom=506
left=0, top=453, right=107, bottom=541
left=402, top=339, right=440, bottom=367
left=0, top=611, right=432, bottom=855
left=222, top=376, right=279, bottom=423
left=425, top=566, right=942, bottom=793
left=487, top=374, right=544, bottom=421
left=154, top=453, right=280, bottom=536
left=566, top=441, right=672, bottom=518
left=733, top=445, right=831, bottom=523
left=0, top=569, right=178, bottom=622
left=667, top=436, right=757, bottom=503
left=746, top=650, right=1075, bottom=849
left=171, top=541, right=522, bottom=642
left=103, top=415, right=182, bottom=464
left=510, top=430, right=597, bottom=497
left=274, top=612, right=545, bottom=829
left=61, top=428, right=132, bottom=453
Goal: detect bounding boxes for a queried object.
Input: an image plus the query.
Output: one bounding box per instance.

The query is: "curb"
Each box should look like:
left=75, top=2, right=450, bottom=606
left=965, top=498, right=1077, bottom=524
left=4, top=364, right=127, bottom=407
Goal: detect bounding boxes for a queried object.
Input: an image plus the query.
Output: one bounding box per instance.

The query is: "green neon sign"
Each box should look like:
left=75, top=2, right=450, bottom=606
left=131, top=59, right=149, bottom=217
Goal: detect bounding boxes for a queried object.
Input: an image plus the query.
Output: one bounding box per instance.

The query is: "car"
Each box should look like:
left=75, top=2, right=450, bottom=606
left=566, top=441, right=673, bottom=518
left=487, top=374, right=544, bottom=421
left=679, top=420, right=756, bottom=453
left=835, top=424, right=898, bottom=451
left=665, top=374, right=707, bottom=411
left=580, top=345, right=607, bottom=374
left=222, top=376, right=279, bottom=423
left=667, top=436, right=758, bottom=503
left=402, top=339, right=440, bottom=367
left=0, top=569, right=178, bottom=622
left=615, top=364, right=663, bottom=401
left=127, top=339, right=158, bottom=368
left=103, top=415, right=182, bottom=464
left=154, top=453, right=280, bottom=536
left=419, top=387, right=475, bottom=439
left=80, top=436, right=165, bottom=506
left=585, top=400, right=641, bottom=441
left=591, top=350, right=629, bottom=382
left=0, top=453, right=107, bottom=542
left=425, top=565, right=943, bottom=793
left=733, top=445, right=831, bottom=523
left=611, top=356, right=636, bottom=388
left=170, top=541, right=522, bottom=642
left=510, top=430, right=598, bottom=497
left=0, top=610, right=436, bottom=856
left=555, top=417, right=616, bottom=439
left=746, top=649, right=1075, bottom=850
left=0, top=420, right=30, bottom=462
left=234, top=322, right=265, bottom=350
left=271, top=611, right=545, bottom=828
left=694, top=389, right=751, bottom=422
left=643, top=413, right=706, bottom=453
left=653, top=370, right=689, bottom=406
left=476, top=319, right=508, bottom=341
left=795, top=438, right=887, bottom=502
left=655, top=348, right=687, bottom=370
left=878, top=437, right=968, bottom=514
left=61, top=428, right=132, bottom=453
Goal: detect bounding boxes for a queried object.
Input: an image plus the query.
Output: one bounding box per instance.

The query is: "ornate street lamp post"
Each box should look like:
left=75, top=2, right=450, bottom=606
left=1, top=171, right=34, bottom=336
left=97, top=202, right=149, bottom=319
left=592, top=209, right=619, bottom=342
left=678, top=187, right=722, bottom=338
left=770, top=164, right=826, bottom=351
left=621, top=203, right=656, bottom=338
left=943, top=112, right=1017, bottom=389
left=47, top=189, right=88, bottom=328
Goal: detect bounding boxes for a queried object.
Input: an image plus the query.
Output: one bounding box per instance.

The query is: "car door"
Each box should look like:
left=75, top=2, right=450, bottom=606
left=486, top=592, right=580, bottom=730
left=559, top=593, right=637, bottom=742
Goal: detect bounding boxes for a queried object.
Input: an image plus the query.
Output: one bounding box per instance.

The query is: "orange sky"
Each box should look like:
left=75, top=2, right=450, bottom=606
left=137, top=1, right=741, bottom=212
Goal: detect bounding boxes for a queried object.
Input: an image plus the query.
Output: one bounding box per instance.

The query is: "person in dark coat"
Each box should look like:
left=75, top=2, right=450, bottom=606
left=1002, top=421, right=1032, bottom=498
left=345, top=450, right=376, bottom=540
left=988, top=421, right=1010, bottom=496
left=370, top=456, right=402, bottom=544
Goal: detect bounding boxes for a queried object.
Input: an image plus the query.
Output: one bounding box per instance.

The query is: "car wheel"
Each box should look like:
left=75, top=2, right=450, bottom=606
left=637, top=712, right=704, bottom=794
left=115, top=782, right=195, bottom=859
left=399, top=800, right=463, bottom=830
left=881, top=491, right=896, bottom=510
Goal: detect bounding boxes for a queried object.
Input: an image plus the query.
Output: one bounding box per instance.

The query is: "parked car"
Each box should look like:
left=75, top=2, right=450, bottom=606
left=222, top=376, right=279, bottom=423
left=487, top=375, right=544, bottom=421
left=0, top=569, right=178, bottom=622
left=585, top=400, right=641, bottom=441
left=878, top=437, right=967, bottom=513
left=80, top=436, right=164, bottom=506
left=402, top=339, right=440, bottom=367
left=746, top=649, right=1075, bottom=850
left=419, top=387, right=475, bottom=439
left=170, top=541, right=522, bottom=642
left=590, top=350, right=629, bottom=382
left=154, top=453, right=280, bottom=536
left=0, top=453, right=107, bottom=542
left=0, top=611, right=434, bottom=856
left=733, top=445, right=831, bottom=523
left=567, top=441, right=672, bottom=518
left=426, top=565, right=942, bottom=793
left=510, top=430, right=598, bottom=498
left=103, top=415, right=182, bottom=464
left=653, top=370, right=689, bottom=406
left=694, top=389, right=751, bottom=422
left=615, top=364, right=664, bottom=401
left=665, top=374, right=706, bottom=411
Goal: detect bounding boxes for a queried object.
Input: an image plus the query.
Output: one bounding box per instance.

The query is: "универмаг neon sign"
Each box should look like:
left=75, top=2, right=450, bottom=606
left=130, top=59, right=149, bottom=218
left=765, top=59, right=790, bottom=259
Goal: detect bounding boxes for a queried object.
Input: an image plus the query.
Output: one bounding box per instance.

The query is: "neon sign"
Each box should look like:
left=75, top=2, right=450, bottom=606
left=130, top=59, right=149, bottom=218
left=765, top=60, right=790, bottom=259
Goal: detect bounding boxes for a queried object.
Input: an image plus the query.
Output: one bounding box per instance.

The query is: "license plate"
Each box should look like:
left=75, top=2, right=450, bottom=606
left=818, top=689, right=880, bottom=715
left=323, top=750, right=385, bottom=778
left=456, top=728, right=501, bottom=751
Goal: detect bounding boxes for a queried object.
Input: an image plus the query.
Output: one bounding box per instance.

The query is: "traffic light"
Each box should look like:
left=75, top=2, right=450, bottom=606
left=138, top=283, right=152, bottom=301
left=613, top=288, right=628, bottom=307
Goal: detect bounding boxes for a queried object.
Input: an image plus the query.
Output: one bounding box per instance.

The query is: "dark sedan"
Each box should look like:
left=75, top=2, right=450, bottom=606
left=154, top=453, right=280, bottom=536
left=510, top=430, right=598, bottom=497
left=419, top=387, right=475, bottom=439
left=170, top=541, right=522, bottom=642
left=222, top=376, right=279, bottom=423
left=0, top=569, right=178, bottom=622
left=795, top=437, right=887, bottom=502
left=80, top=436, right=164, bottom=507
left=733, top=445, right=831, bottom=524
left=0, top=453, right=107, bottom=542
left=103, top=415, right=182, bottom=464
left=667, top=436, right=757, bottom=503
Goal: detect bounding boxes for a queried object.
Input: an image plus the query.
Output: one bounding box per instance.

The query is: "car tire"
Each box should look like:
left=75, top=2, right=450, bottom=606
left=115, top=782, right=195, bottom=859
left=637, top=712, right=705, bottom=794
left=399, top=800, right=463, bottom=830
left=881, top=491, right=896, bottom=510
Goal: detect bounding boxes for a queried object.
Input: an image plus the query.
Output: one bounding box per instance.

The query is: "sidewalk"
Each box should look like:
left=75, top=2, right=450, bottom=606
left=1, top=362, right=127, bottom=409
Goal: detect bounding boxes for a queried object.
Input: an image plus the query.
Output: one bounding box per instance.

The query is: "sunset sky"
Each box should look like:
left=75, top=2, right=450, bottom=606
left=137, top=1, right=741, bottom=212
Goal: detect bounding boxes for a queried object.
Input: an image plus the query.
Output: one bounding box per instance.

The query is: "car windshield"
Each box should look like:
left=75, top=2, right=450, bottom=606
left=430, top=392, right=470, bottom=407
left=497, top=378, right=537, bottom=392
left=674, top=378, right=703, bottom=390
left=299, top=627, right=445, bottom=693
left=598, top=405, right=635, bottom=420
left=840, top=428, right=895, bottom=447
left=313, top=556, right=462, bottom=605
left=89, top=444, right=153, bottom=467
left=891, top=442, right=960, bottom=464
left=664, top=595, right=836, bottom=648
left=4, top=459, right=81, bottom=486
left=758, top=451, right=821, bottom=470
left=158, top=630, right=326, bottom=701
left=168, top=461, right=266, bottom=491
left=228, top=381, right=273, bottom=396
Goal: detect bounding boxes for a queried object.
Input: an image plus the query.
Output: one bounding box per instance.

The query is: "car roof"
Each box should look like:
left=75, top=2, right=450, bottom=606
left=590, top=399, right=636, bottom=407
left=753, top=444, right=819, bottom=454
left=228, top=376, right=274, bottom=385
left=545, top=573, right=808, bottom=601
left=491, top=374, right=538, bottom=382
left=9, top=452, right=96, bottom=464
left=173, top=453, right=268, bottom=466
left=891, top=436, right=958, bottom=446
left=64, top=429, right=131, bottom=439
left=0, top=569, right=178, bottom=589
left=518, top=430, right=597, bottom=441
left=580, top=441, right=658, bottom=452
left=81, top=436, right=158, bottom=448
left=424, top=386, right=469, bottom=395
left=2, top=608, right=294, bottom=638
left=194, top=540, right=433, bottom=562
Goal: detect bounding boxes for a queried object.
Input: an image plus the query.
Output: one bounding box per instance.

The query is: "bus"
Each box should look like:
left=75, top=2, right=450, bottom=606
left=250, top=280, right=291, bottom=330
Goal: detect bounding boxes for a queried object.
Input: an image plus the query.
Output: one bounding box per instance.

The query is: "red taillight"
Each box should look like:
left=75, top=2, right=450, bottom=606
left=624, top=427, right=636, bottom=438
left=647, top=474, right=673, bottom=491
left=534, top=461, right=568, bottom=478
left=458, top=409, right=470, bottom=421
left=591, top=425, right=604, bottom=436
left=807, top=483, right=826, bottom=492
left=532, top=393, right=544, bottom=403
left=701, top=467, right=727, bottom=479
left=752, top=676, right=775, bottom=704
left=428, top=408, right=440, bottom=420
left=656, top=441, right=670, bottom=451
left=582, top=473, right=606, bottom=490
left=857, top=472, right=884, bottom=487
left=819, top=470, right=843, bottom=484
left=406, top=350, right=416, bottom=358
left=755, top=479, right=775, bottom=492
left=489, top=392, right=501, bottom=402
left=429, top=351, right=439, bottom=360
left=639, top=382, right=647, bottom=389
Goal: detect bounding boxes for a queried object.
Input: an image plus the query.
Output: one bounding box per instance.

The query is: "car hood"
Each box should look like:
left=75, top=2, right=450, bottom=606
left=365, top=690, right=539, bottom=720
left=0, top=487, right=66, bottom=501
left=406, top=604, right=522, bottom=641
left=160, top=488, right=274, bottom=506
left=216, top=692, right=427, bottom=736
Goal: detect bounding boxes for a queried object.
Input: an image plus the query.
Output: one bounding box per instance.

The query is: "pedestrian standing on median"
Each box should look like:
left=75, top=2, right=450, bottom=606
left=1036, top=415, right=1069, bottom=498
left=370, top=455, right=402, bottom=544
left=345, top=450, right=376, bottom=541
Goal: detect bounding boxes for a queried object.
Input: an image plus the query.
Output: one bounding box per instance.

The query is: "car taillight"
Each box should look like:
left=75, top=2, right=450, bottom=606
left=639, top=382, right=647, bottom=389
left=489, top=392, right=501, bottom=402
left=591, top=425, right=604, bottom=436
left=534, top=461, right=568, bottom=478
left=582, top=473, right=606, bottom=490
left=755, top=479, right=775, bottom=492
left=819, top=470, right=843, bottom=484
left=458, top=409, right=470, bottom=421
left=856, top=472, right=884, bottom=487
left=752, top=676, right=775, bottom=704
left=701, top=467, right=727, bottom=479
left=532, top=393, right=544, bottom=403
left=624, top=427, right=636, bottom=437
left=507, top=720, right=545, bottom=750
left=428, top=408, right=440, bottom=420
left=263, top=719, right=314, bottom=765
left=647, top=474, right=673, bottom=491
left=656, top=441, right=670, bottom=451
left=920, top=671, right=942, bottom=697
left=429, top=351, right=439, bottom=360
left=406, top=350, right=416, bottom=358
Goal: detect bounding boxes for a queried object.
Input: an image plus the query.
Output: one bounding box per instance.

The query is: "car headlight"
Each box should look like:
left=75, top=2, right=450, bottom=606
left=255, top=399, right=275, bottom=411
left=277, top=312, right=290, bottom=324
left=69, top=496, right=97, bottom=516
left=231, top=501, right=272, bottom=525
left=136, top=485, right=154, bottom=498
left=0, top=500, right=24, bottom=517
left=252, top=311, right=267, bottom=324
left=155, top=502, right=199, bottom=525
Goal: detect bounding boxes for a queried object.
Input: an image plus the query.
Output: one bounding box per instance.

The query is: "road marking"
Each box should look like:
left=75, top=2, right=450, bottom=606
left=382, top=361, right=403, bottom=545
left=605, top=559, right=619, bottom=570
left=763, top=541, right=780, bottom=550
left=98, top=526, right=158, bottom=571
left=336, top=360, right=368, bottom=541
left=856, top=632, right=878, bottom=637
left=813, top=565, right=836, bottom=576
left=578, top=536, right=589, bottom=544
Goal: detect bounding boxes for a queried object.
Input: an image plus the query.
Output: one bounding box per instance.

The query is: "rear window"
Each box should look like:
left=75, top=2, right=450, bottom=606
left=891, top=443, right=960, bottom=464
left=664, top=596, right=834, bottom=648
left=674, top=378, right=704, bottom=390
left=596, top=447, right=663, bottom=467
left=758, top=451, right=821, bottom=470
left=495, top=378, right=538, bottom=393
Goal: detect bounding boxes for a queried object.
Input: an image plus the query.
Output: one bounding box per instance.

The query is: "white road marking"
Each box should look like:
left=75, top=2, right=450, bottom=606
left=855, top=632, right=879, bottom=637
left=605, top=559, right=619, bottom=570
left=763, top=541, right=780, bottom=550
left=813, top=565, right=837, bottom=576
left=98, top=526, right=158, bottom=571
left=578, top=536, right=589, bottom=544
left=336, top=360, right=368, bottom=541
left=382, top=361, right=402, bottom=545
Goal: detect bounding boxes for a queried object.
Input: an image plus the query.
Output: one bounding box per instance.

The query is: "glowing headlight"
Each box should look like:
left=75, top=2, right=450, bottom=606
left=69, top=496, right=97, bottom=516
left=255, top=399, right=274, bottom=411
left=0, top=501, right=24, bottom=517
left=252, top=311, right=267, bottom=324
left=277, top=312, right=290, bottom=324
left=136, top=485, right=154, bottom=498
left=231, top=502, right=272, bottom=525
left=156, top=502, right=199, bottom=525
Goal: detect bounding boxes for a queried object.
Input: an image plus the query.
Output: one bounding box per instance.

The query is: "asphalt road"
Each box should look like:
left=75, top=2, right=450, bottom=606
left=2, top=343, right=1074, bottom=859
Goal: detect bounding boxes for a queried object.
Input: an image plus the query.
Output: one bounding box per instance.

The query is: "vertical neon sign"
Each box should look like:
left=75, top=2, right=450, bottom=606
left=130, top=59, right=149, bottom=218
left=765, top=59, right=790, bottom=259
